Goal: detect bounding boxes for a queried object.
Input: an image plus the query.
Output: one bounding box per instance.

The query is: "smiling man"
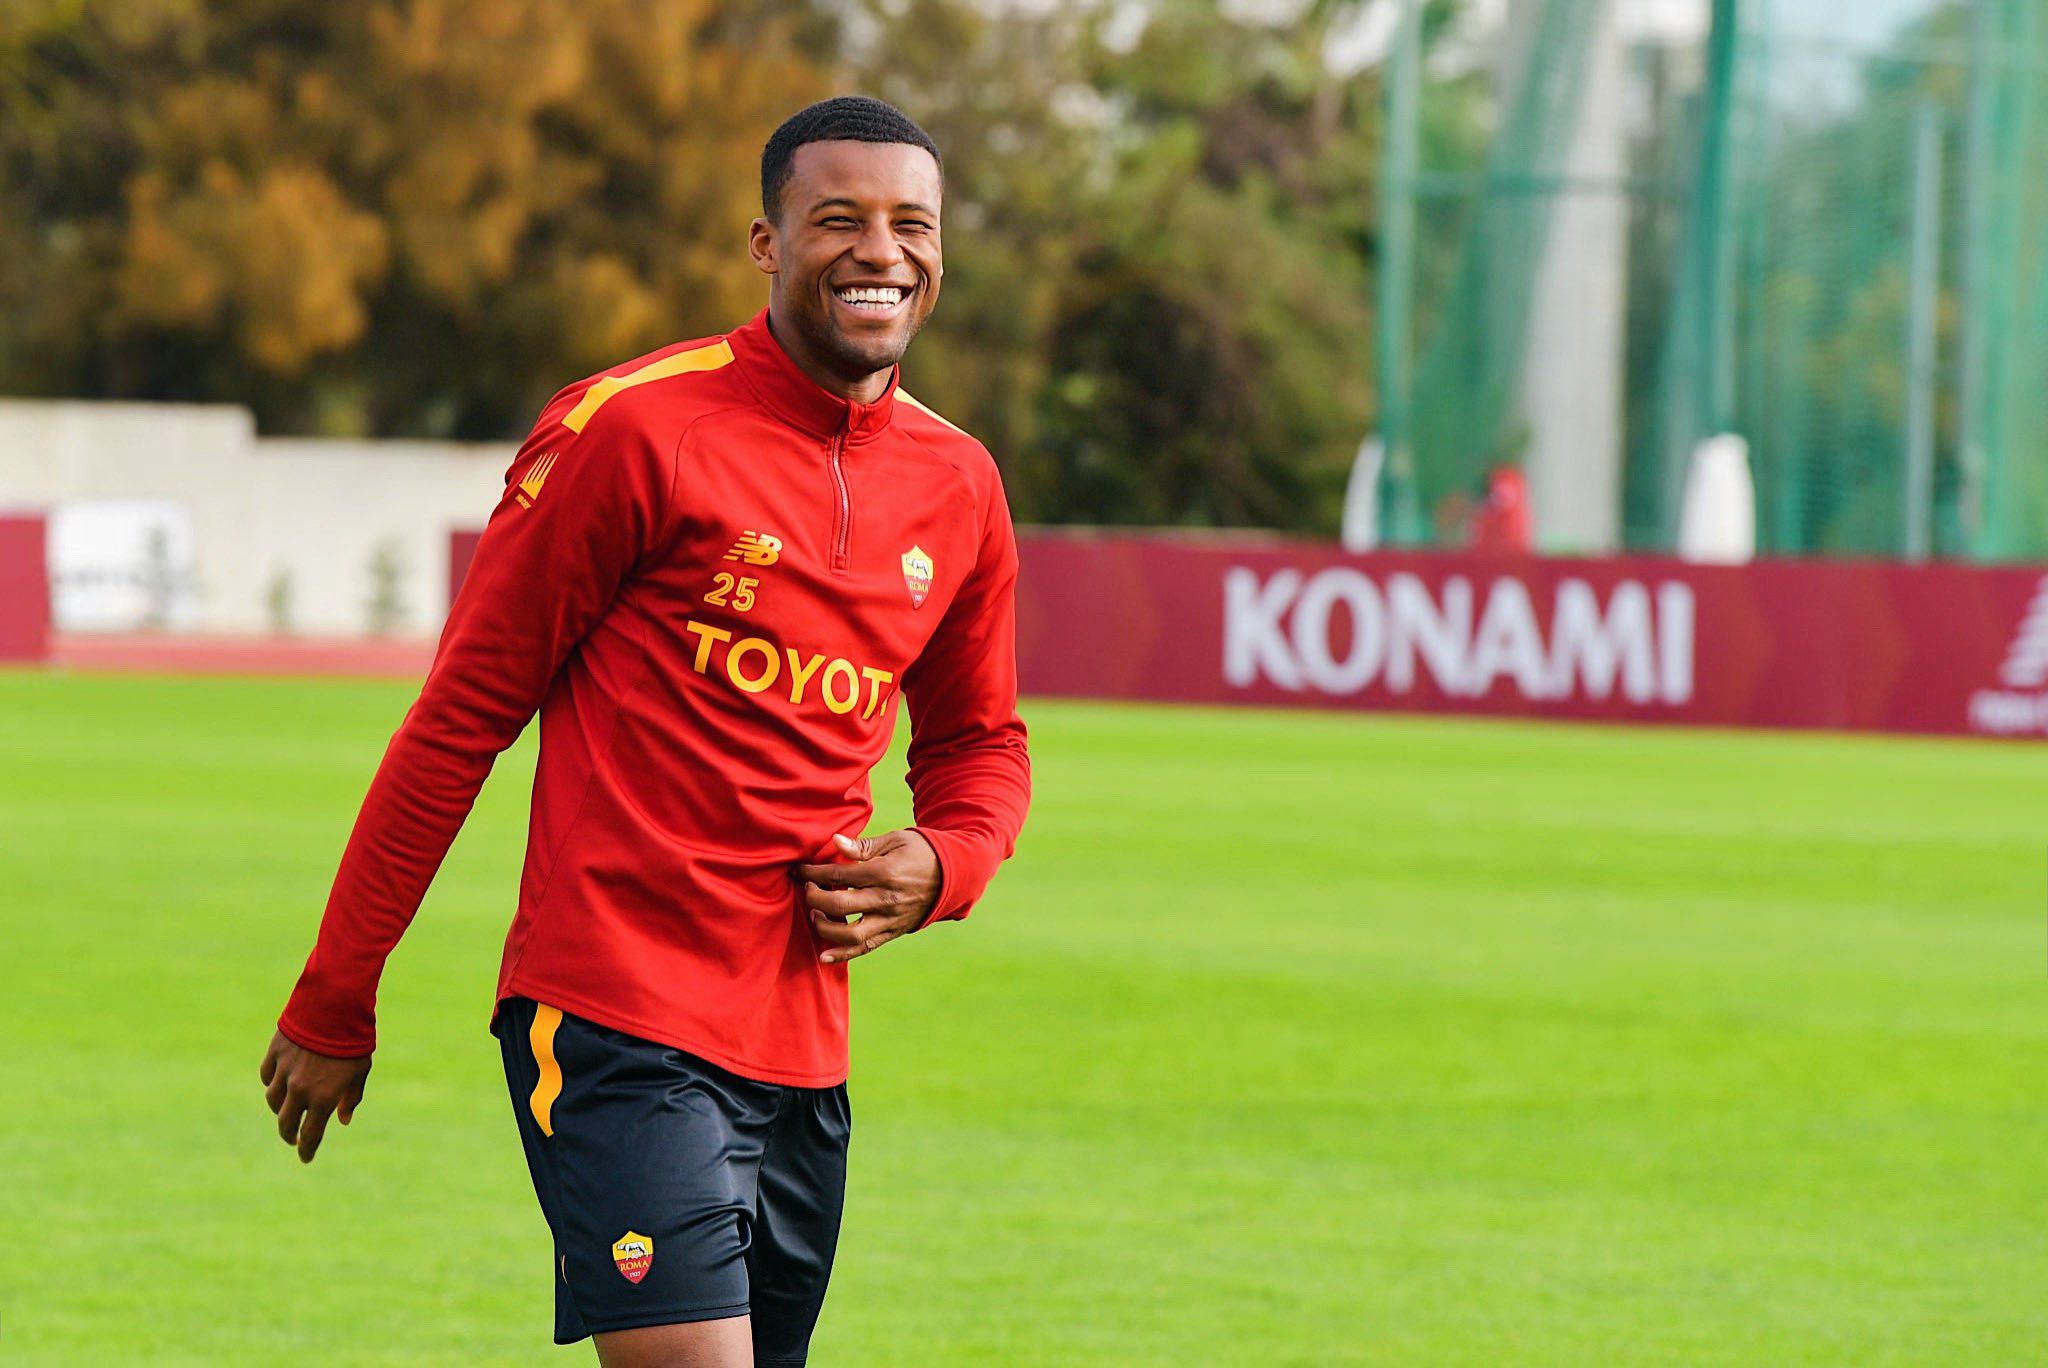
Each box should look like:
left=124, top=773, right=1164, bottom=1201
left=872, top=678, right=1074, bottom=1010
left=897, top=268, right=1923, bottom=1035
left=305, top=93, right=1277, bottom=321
left=260, top=97, right=1031, bottom=1367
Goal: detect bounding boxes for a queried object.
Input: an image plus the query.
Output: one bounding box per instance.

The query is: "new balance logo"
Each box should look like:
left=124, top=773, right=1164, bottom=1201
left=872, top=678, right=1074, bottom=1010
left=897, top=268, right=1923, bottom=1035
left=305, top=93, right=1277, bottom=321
left=513, top=452, right=559, bottom=509
left=724, top=531, right=783, bottom=567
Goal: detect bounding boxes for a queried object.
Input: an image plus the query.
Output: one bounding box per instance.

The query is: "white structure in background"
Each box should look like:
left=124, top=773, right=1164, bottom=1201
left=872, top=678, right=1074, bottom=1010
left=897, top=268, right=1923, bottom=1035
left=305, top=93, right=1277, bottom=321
left=0, top=399, right=513, bottom=635
left=1341, top=436, right=1383, bottom=553
left=1677, top=432, right=1756, bottom=563
left=48, top=499, right=202, bottom=631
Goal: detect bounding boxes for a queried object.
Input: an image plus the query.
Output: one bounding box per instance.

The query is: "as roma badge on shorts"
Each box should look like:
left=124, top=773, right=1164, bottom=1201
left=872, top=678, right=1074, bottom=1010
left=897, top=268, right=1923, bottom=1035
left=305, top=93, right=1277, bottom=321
left=901, top=545, right=934, bottom=608
left=611, top=1231, right=653, bottom=1285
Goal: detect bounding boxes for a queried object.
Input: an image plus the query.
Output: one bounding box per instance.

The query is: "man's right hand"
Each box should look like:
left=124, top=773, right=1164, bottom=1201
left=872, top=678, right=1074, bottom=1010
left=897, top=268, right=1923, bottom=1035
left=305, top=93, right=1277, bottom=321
left=261, top=1030, right=372, bottom=1164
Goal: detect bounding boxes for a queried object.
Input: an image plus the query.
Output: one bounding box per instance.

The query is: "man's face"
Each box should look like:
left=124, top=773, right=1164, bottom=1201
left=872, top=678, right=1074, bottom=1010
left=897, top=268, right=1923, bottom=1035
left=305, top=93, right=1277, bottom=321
left=750, top=140, right=944, bottom=383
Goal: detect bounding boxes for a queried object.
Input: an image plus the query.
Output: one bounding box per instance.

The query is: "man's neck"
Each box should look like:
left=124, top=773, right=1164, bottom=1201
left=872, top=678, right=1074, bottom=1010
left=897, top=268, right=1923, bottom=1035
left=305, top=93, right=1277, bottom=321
left=765, top=306, right=893, bottom=406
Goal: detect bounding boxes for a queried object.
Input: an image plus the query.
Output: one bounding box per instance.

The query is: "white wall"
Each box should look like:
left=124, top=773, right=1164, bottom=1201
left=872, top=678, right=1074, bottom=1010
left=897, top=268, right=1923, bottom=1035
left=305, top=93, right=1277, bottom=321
left=0, top=399, right=513, bottom=635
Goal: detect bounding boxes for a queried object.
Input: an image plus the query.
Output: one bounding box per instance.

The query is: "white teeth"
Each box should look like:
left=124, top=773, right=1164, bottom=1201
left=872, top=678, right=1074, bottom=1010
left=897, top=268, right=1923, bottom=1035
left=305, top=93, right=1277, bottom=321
left=837, top=286, right=904, bottom=306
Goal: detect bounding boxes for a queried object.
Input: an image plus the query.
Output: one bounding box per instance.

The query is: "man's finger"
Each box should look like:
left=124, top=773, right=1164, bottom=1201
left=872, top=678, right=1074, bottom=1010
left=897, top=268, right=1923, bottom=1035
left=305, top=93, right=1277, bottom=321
left=810, top=907, right=865, bottom=947
left=277, top=1091, right=308, bottom=1147
left=803, top=882, right=894, bottom=918
left=825, top=928, right=901, bottom=965
left=338, top=1078, right=366, bottom=1126
left=832, top=832, right=876, bottom=861
left=296, top=1104, right=332, bottom=1163
left=793, top=859, right=885, bottom=889
left=266, top=1071, right=289, bottom=1116
left=260, top=1045, right=279, bottom=1087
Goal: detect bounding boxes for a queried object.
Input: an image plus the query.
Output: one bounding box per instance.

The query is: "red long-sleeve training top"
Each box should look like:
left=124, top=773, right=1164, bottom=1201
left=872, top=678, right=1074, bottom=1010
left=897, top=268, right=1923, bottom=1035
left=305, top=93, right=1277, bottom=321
left=277, top=309, right=1031, bottom=1086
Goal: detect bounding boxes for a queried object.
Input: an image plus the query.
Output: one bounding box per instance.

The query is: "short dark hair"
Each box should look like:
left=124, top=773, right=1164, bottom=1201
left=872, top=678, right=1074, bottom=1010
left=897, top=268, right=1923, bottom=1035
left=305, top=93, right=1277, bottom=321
left=760, top=96, right=943, bottom=221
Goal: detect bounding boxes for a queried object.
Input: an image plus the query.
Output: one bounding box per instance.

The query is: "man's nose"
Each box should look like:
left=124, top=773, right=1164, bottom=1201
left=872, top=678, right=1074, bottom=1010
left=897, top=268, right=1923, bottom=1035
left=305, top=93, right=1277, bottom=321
left=852, top=219, right=906, bottom=269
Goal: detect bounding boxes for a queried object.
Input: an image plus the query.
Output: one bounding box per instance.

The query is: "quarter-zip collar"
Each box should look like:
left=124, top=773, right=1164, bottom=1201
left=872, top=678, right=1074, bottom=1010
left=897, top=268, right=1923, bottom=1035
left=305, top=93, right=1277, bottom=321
left=727, top=307, right=900, bottom=445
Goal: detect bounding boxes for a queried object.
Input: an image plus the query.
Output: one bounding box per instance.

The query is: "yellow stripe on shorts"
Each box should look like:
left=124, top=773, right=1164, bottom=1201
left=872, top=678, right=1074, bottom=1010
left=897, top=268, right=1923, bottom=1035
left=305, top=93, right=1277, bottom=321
left=528, top=1004, right=564, bottom=1138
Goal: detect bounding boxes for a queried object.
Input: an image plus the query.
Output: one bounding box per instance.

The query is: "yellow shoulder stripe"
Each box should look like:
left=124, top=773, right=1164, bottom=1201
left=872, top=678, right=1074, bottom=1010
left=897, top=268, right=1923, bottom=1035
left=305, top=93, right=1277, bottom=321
left=895, top=388, right=965, bottom=435
left=563, top=340, right=735, bottom=434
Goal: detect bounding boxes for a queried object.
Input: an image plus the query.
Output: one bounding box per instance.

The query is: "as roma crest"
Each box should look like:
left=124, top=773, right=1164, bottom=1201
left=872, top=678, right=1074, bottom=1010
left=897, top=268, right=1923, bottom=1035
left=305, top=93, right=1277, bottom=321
left=611, top=1231, right=654, bottom=1285
left=901, top=545, right=934, bottom=608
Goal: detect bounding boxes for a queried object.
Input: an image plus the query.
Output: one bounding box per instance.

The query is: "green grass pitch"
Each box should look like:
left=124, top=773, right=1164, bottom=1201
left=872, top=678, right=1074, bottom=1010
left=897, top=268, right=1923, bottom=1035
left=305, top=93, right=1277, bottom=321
left=3, top=668, right=2045, bottom=1364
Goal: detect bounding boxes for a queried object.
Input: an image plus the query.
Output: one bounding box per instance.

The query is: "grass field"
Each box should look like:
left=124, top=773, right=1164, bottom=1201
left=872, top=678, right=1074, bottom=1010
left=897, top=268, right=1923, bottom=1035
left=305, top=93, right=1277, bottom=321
left=3, top=668, right=2046, bottom=1364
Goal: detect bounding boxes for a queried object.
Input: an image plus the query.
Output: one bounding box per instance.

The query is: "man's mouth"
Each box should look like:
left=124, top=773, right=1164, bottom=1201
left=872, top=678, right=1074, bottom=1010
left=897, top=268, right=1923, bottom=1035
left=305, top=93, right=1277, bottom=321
left=831, top=283, right=911, bottom=318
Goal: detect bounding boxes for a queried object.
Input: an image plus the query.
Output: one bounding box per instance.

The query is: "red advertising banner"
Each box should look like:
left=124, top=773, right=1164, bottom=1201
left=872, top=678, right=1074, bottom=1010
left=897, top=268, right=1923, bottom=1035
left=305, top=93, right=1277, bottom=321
left=1014, top=530, right=2048, bottom=740
left=0, top=514, right=50, bottom=663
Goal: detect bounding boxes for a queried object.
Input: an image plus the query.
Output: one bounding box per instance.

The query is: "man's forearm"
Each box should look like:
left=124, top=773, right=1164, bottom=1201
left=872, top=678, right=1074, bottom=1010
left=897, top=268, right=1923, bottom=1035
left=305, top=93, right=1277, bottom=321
left=277, top=700, right=508, bottom=1055
left=908, top=727, right=1032, bottom=926
left=275, top=393, right=674, bottom=1054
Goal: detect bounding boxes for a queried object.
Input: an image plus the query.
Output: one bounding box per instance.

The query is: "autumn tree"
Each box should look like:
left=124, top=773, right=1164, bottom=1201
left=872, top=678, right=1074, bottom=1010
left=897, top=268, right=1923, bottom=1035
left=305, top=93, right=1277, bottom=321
left=3, top=0, right=1406, bottom=533
left=0, top=0, right=830, bottom=435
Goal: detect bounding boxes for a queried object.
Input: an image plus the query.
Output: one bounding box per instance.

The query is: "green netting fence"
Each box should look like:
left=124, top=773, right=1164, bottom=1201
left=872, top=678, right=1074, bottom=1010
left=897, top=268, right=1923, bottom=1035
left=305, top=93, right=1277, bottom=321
left=1379, top=0, right=2048, bottom=560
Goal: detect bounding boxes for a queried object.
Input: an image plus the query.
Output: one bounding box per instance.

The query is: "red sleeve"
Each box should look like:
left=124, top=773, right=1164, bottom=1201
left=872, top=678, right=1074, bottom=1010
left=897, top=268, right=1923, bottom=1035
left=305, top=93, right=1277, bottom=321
left=275, top=397, right=675, bottom=1057
left=903, top=469, right=1032, bottom=930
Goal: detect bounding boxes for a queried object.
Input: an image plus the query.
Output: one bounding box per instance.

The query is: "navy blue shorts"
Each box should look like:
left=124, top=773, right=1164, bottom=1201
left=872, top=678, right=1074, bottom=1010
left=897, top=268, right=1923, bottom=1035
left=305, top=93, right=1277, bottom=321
left=492, top=997, right=851, bottom=1363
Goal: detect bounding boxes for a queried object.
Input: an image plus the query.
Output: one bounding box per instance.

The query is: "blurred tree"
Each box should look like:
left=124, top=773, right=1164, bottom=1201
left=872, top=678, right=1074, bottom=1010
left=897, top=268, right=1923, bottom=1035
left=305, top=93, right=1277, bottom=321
left=1, top=0, right=1421, bottom=533
left=0, top=0, right=829, bottom=435
left=364, top=536, right=405, bottom=635
left=264, top=564, right=293, bottom=634
left=828, top=0, right=1100, bottom=507
left=1031, top=0, right=1377, bottom=529
left=836, top=0, right=1379, bottom=530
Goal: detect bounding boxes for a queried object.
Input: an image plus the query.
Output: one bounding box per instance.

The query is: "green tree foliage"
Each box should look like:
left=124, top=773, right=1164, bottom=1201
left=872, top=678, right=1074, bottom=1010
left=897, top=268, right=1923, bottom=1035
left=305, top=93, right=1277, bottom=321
left=834, top=0, right=1380, bottom=529
left=1037, top=2, right=1376, bottom=529
left=1, top=0, right=1396, bottom=531
left=829, top=0, right=1098, bottom=505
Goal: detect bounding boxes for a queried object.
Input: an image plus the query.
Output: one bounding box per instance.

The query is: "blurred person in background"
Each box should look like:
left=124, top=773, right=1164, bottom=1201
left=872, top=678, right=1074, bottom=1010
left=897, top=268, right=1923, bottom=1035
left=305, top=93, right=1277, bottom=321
left=259, top=96, right=1030, bottom=1367
left=1469, top=462, right=1533, bottom=554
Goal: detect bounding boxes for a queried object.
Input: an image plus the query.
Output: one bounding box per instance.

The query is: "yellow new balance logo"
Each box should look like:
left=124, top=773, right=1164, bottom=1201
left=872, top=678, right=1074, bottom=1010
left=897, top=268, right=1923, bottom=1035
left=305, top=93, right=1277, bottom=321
left=724, top=531, right=783, bottom=567
left=513, top=452, right=559, bottom=508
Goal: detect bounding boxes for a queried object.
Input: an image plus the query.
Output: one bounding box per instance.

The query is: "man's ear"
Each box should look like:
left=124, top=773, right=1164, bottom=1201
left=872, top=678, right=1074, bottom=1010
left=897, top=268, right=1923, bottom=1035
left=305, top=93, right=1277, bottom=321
left=748, top=216, right=778, bottom=276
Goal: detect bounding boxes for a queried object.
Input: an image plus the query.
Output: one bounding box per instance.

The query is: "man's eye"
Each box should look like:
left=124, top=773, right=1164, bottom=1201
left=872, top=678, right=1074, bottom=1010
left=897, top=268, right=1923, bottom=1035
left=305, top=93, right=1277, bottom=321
left=898, top=221, right=933, bottom=233
left=819, top=216, right=857, bottom=228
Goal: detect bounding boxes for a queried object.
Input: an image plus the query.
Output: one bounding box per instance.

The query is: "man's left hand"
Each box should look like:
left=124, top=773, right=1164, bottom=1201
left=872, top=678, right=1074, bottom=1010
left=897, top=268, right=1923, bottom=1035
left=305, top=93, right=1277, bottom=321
left=795, top=830, right=940, bottom=964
